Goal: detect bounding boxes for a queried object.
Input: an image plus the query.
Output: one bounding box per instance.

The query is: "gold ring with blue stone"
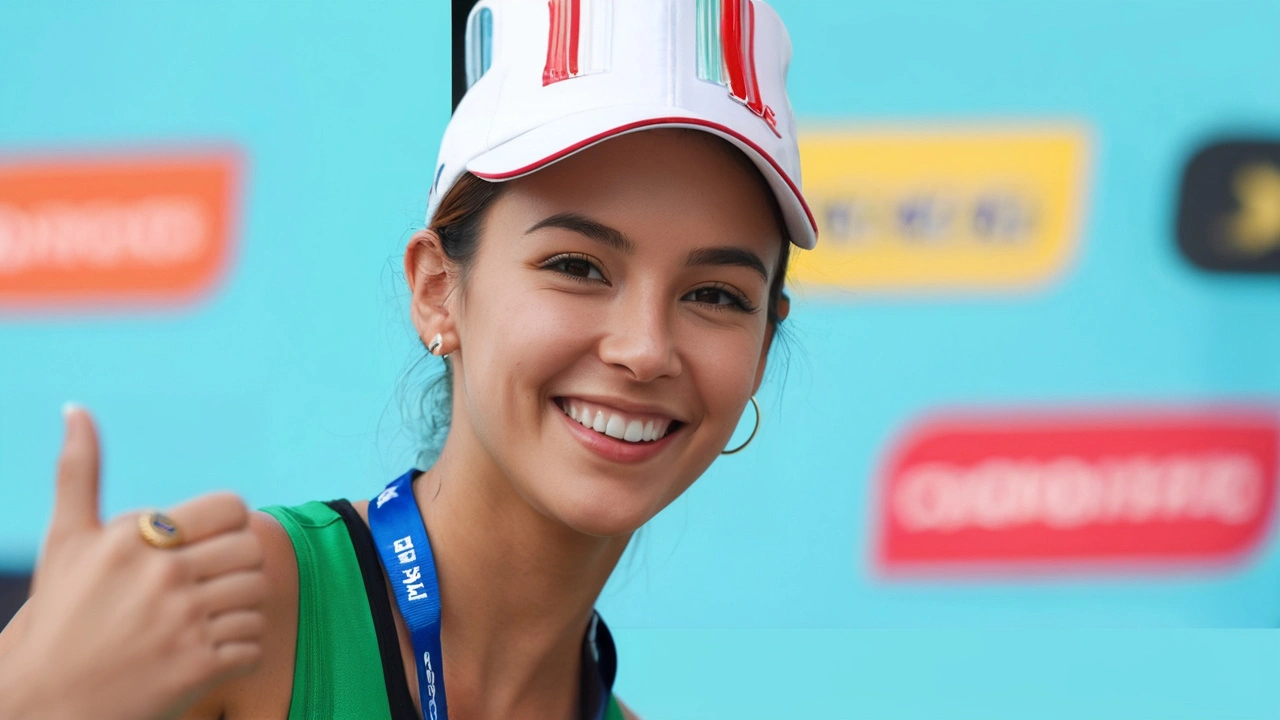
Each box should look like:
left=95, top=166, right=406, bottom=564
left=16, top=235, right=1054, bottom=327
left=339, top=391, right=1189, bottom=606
left=137, top=511, right=183, bottom=549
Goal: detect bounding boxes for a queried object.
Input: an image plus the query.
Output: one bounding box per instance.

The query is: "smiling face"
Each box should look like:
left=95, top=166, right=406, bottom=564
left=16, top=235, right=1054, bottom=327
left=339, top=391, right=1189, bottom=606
left=411, top=129, right=786, bottom=538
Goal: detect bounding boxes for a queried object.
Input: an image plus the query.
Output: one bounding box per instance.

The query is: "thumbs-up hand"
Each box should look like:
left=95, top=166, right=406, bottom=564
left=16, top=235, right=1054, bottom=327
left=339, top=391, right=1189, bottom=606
left=0, top=406, right=269, bottom=720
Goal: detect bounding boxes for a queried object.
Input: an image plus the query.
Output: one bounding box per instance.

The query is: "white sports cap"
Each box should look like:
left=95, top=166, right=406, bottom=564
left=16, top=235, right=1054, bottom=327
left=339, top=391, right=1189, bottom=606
left=428, top=0, right=817, bottom=250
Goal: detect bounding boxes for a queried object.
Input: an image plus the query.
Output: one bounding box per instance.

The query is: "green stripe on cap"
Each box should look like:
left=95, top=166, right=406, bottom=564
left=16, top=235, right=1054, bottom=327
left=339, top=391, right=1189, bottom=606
left=696, top=0, right=725, bottom=85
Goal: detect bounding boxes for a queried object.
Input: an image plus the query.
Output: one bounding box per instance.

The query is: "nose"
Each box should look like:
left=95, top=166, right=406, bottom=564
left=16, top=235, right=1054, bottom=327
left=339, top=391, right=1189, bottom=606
left=597, top=286, right=682, bottom=383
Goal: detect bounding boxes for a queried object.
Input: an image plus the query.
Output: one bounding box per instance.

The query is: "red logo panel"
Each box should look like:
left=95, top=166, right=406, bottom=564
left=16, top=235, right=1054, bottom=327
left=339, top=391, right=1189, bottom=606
left=877, top=410, right=1279, bottom=572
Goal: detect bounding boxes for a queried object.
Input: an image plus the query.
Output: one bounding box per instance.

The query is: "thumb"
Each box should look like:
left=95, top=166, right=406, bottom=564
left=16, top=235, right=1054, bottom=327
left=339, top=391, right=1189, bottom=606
left=46, top=403, right=102, bottom=547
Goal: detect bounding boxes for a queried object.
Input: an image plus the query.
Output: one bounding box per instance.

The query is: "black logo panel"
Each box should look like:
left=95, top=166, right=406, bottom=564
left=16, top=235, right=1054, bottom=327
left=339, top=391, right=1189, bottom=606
left=1176, top=140, right=1280, bottom=273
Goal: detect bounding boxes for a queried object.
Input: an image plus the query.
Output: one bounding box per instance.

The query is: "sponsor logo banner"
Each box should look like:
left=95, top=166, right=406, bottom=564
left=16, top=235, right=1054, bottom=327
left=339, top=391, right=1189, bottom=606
left=792, top=126, right=1089, bottom=293
left=1176, top=139, right=1280, bottom=273
left=0, top=151, right=241, bottom=308
left=877, top=410, right=1278, bottom=573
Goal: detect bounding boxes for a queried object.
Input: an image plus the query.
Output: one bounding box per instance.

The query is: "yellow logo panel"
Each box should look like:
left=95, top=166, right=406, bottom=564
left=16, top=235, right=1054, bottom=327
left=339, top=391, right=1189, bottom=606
left=792, top=126, right=1091, bottom=293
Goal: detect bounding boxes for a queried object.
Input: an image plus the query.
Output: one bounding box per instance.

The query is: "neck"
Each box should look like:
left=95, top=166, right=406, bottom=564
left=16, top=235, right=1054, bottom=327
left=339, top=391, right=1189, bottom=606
left=415, top=433, right=629, bottom=719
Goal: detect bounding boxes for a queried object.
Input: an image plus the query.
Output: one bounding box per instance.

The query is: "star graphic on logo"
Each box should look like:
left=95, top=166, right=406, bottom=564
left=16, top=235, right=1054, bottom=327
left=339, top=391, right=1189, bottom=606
left=1226, top=162, right=1280, bottom=257
left=375, top=485, right=400, bottom=509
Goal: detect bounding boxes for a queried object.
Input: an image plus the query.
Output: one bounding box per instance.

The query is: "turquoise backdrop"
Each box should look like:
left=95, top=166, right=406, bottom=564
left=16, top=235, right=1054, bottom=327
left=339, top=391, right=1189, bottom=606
left=2, top=1, right=1278, bottom=717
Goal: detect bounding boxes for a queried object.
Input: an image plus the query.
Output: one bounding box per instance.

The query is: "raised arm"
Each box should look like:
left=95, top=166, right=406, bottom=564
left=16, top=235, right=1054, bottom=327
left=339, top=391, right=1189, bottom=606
left=0, top=407, right=269, bottom=720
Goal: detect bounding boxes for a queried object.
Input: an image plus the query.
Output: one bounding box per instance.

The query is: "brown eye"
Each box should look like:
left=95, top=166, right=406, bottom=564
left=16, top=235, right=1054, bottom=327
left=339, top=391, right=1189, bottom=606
left=543, top=253, right=606, bottom=282
left=686, top=281, right=752, bottom=312
left=561, top=258, right=595, bottom=278
left=682, top=284, right=756, bottom=312
left=686, top=287, right=737, bottom=306
left=691, top=288, right=732, bottom=305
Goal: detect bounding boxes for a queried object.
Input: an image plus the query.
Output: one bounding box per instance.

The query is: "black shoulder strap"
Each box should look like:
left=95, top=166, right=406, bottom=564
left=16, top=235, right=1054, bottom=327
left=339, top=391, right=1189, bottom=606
left=592, top=611, right=618, bottom=692
left=325, top=499, right=419, bottom=720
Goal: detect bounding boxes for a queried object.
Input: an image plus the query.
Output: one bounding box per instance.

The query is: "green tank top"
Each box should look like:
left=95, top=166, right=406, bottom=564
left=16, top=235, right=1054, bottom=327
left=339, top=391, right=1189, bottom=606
left=262, top=500, right=625, bottom=720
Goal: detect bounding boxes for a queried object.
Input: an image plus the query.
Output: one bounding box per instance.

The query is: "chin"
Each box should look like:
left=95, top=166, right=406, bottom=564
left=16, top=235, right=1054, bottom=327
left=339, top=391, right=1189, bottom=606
left=560, top=509, right=649, bottom=538
left=533, top=475, right=675, bottom=538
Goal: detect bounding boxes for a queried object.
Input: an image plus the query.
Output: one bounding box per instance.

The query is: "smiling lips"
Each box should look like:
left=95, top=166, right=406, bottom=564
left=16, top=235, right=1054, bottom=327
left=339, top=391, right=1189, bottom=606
left=557, top=398, right=676, bottom=444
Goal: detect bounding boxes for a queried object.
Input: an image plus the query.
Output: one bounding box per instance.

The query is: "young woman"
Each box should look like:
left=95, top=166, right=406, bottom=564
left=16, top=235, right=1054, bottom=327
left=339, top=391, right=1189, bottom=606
left=0, top=2, right=817, bottom=718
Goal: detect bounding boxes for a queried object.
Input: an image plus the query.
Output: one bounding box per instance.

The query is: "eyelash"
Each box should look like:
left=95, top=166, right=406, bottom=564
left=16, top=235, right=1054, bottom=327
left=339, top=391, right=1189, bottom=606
left=539, top=253, right=758, bottom=314
left=686, top=282, right=758, bottom=313
left=541, top=252, right=605, bottom=283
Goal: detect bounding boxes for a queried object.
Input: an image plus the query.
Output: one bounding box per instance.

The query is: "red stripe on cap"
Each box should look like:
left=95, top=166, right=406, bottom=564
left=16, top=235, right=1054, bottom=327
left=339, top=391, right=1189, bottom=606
left=721, top=0, right=747, bottom=102
left=740, top=1, right=760, bottom=109
left=718, top=1, right=780, bottom=138
left=469, top=116, right=818, bottom=239
left=543, top=0, right=570, bottom=86
left=568, top=0, right=581, bottom=78
left=743, top=2, right=780, bottom=137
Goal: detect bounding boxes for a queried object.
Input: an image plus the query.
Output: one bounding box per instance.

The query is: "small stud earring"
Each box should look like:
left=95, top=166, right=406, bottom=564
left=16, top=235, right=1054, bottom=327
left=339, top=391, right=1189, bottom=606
left=428, top=333, right=443, bottom=356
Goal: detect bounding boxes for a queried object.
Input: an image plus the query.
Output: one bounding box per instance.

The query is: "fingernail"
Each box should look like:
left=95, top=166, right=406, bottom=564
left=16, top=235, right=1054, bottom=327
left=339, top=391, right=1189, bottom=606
left=62, top=402, right=81, bottom=420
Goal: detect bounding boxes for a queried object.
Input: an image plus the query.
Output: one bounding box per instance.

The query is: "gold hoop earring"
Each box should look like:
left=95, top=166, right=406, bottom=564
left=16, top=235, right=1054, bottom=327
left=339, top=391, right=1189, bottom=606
left=721, top=396, right=760, bottom=455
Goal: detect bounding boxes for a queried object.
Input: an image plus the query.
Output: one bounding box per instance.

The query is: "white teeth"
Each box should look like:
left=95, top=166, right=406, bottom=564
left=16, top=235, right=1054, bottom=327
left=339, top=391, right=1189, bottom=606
left=604, top=414, right=626, bottom=439
left=560, top=400, right=674, bottom=444
left=623, top=420, right=644, bottom=442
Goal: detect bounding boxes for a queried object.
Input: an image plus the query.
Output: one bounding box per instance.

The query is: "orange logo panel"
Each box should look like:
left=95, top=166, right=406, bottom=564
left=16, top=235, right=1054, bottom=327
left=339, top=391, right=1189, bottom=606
left=0, top=151, right=241, bottom=307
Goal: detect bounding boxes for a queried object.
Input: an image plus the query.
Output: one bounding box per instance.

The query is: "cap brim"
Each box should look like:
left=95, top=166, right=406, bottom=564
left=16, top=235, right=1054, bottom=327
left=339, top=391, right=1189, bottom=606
left=466, top=105, right=818, bottom=250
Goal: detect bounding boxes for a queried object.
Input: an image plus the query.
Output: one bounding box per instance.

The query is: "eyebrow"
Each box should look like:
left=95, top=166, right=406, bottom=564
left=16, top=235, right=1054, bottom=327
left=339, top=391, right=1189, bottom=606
left=526, top=212, right=769, bottom=281
left=686, top=246, right=769, bottom=281
left=526, top=213, right=636, bottom=254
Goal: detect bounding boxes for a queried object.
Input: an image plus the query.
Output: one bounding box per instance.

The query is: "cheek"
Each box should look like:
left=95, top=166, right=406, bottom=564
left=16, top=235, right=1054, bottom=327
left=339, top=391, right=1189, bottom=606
left=680, top=324, right=767, bottom=436
left=457, top=277, right=601, bottom=420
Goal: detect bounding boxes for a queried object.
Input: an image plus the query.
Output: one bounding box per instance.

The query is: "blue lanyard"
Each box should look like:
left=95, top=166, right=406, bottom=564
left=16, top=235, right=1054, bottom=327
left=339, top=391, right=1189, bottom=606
left=368, top=470, right=616, bottom=720
left=369, top=470, right=448, bottom=720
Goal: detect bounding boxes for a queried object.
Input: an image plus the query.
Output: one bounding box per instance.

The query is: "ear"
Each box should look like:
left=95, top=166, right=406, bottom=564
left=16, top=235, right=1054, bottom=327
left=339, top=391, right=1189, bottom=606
left=750, top=291, right=789, bottom=395
left=404, top=229, right=461, bottom=356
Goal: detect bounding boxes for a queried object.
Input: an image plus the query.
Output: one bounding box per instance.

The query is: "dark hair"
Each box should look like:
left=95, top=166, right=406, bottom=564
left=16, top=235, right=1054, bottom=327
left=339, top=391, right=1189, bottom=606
left=408, top=134, right=793, bottom=465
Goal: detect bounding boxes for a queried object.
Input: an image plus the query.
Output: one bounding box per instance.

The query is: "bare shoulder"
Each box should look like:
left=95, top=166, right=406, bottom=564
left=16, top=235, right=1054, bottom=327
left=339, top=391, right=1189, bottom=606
left=182, top=510, right=299, bottom=720
left=349, top=497, right=371, bottom=522
left=0, top=600, right=30, bottom=656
